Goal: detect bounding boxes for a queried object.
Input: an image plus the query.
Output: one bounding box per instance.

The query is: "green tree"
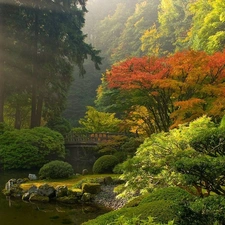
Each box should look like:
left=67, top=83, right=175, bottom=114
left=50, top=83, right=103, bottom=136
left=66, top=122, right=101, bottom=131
left=79, top=106, right=122, bottom=132
left=0, top=0, right=102, bottom=128
left=188, top=0, right=225, bottom=53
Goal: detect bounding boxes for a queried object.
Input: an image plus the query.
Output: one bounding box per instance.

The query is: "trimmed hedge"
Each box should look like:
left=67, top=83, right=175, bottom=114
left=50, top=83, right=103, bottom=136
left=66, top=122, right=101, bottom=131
left=92, top=155, right=118, bottom=174
left=0, top=127, right=65, bottom=170
left=39, top=160, right=74, bottom=179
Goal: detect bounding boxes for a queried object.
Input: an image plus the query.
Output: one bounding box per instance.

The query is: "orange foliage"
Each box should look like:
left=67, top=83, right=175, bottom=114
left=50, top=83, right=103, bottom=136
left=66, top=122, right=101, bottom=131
left=107, top=56, right=170, bottom=89
left=106, top=49, right=225, bottom=130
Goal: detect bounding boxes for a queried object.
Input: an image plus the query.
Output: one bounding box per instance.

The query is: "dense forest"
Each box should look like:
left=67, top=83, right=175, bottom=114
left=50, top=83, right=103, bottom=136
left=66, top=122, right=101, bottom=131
left=65, top=0, right=225, bottom=132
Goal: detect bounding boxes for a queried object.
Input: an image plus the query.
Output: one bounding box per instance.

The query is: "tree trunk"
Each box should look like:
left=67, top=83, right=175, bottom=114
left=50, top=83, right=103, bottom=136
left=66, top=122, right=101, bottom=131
left=0, top=5, right=4, bottom=122
left=30, top=8, right=40, bottom=128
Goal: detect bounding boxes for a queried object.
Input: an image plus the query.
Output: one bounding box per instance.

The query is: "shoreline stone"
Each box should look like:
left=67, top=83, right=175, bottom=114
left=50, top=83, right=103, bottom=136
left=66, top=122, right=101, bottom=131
left=3, top=177, right=127, bottom=211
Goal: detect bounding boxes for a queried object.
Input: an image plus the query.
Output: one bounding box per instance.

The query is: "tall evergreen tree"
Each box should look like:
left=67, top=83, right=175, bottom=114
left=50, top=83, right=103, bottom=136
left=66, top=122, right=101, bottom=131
left=0, top=0, right=101, bottom=128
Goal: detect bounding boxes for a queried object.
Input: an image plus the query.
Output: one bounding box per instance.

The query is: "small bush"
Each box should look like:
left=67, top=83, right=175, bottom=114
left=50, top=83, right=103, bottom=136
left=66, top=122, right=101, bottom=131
left=39, top=160, right=74, bottom=179
left=92, top=155, right=118, bottom=174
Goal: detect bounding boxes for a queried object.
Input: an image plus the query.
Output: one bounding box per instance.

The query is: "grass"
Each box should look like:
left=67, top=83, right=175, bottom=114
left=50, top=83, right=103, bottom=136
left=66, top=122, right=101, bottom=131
left=20, top=174, right=119, bottom=191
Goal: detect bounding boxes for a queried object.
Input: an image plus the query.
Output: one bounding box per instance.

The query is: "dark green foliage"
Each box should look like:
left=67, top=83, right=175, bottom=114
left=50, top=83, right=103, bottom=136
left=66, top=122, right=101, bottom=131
left=190, top=127, right=225, bottom=157
left=0, top=122, right=13, bottom=135
left=139, top=187, right=194, bottom=205
left=92, top=155, right=119, bottom=174
left=189, top=195, right=225, bottom=225
left=0, top=127, right=65, bottom=170
left=177, top=196, right=225, bottom=225
left=39, top=160, right=74, bottom=179
left=45, top=117, right=72, bottom=137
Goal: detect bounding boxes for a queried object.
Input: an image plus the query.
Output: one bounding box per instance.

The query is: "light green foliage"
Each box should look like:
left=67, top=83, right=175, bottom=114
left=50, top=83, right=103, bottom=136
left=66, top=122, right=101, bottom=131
left=141, top=0, right=192, bottom=56
left=0, top=127, right=65, bottom=170
left=111, top=0, right=159, bottom=62
left=39, top=160, right=74, bottom=179
left=117, top=116, right=217, bottom=198
left=79, top=106, right=122, bottom=132
left=92, top=155, right=119, bottom=174
left=189, top=0, right=225, bottom=53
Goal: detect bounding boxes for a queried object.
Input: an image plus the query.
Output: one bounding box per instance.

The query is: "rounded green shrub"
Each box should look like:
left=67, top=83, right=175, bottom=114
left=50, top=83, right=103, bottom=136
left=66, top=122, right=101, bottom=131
left=92, top=155, right=118, bottom=174
left=39, top=160, right=74, bottom=179
left=0, top=127, right=65, bottom=170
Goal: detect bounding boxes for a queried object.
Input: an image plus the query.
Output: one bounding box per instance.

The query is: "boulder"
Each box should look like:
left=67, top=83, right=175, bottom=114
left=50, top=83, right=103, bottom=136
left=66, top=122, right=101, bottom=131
left=29, top=193, right=49, bottom=202
left=28, top=174, right=37, bottom=180
left=81, top=192, right=92, bottom=202
left=82, top=169, right=89, bottom=175
left=37, top=183, right=55, bottom=198
left=82, top=183, right=101, bottom=194
left=104, top=176, right=113, bottom=185
left=27, top=185, right=38, bottom=194
left=55, top=185, right=68, bottom=198
left=5, top=179, right=17, bottom=191
left=22, top=192, right=30, bottom=201
left=9, top=184, right=24, bottom=198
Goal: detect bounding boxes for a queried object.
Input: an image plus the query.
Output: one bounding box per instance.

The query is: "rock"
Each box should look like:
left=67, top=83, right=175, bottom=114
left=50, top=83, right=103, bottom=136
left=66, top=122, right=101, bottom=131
left=22, top=192, right=30, bottom=201
left=29, top=193, right=49, bottom=202
left=5, top=179, right=17, bottom=191
left=104, top=176, right=113, bottom=185
left=27, top=185, right=38, bottom=194
left=82, top=169, right=89, bottom=175
left=17, top=178, right=25, bottom=184
left=82, top=183, right=101, bottom=194
left=55, top=185, right=68, bottom=198
left=81, top=192, right=91, bottom=202
left=37, top=183, right=55, bottom=198
left=28, top=174, right=38, bottom=180
left=10, top=184, right=24, bottom=197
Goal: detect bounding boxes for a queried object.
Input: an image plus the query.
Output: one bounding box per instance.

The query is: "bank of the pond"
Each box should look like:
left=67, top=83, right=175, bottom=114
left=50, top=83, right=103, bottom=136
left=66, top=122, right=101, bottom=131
left=1, top=171, right=117, bottom=225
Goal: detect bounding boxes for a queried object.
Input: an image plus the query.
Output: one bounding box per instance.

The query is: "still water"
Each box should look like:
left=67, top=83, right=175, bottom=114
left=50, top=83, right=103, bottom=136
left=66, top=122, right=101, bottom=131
left=0, top=170, right=108, bottom=225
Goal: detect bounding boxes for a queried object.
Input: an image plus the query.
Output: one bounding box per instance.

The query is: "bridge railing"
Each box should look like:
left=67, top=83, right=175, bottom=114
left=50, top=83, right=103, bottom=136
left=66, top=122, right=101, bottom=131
left=65, top=132, right=125, bottom=144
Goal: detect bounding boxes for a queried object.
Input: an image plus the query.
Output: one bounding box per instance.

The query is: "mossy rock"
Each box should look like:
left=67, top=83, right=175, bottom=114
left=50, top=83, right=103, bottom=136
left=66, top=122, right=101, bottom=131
left=29, top=193, right=49, bottom=202
left=81, top=193, right=92, bottom=202
left=69, top=188, right=83, bottom=197
left=82, top=183, right=101, bottom=194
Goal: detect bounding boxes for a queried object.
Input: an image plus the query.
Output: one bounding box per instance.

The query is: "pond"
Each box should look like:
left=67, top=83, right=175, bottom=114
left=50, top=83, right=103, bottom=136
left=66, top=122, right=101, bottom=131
left=0, top=170, right=108, bottom=225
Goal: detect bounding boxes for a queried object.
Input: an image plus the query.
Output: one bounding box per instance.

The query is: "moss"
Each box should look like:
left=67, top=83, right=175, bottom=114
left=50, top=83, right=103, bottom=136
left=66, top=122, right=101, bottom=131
left=82, top=200, right=179, bottom=225
left=140, top=187, right=194, bottom=205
